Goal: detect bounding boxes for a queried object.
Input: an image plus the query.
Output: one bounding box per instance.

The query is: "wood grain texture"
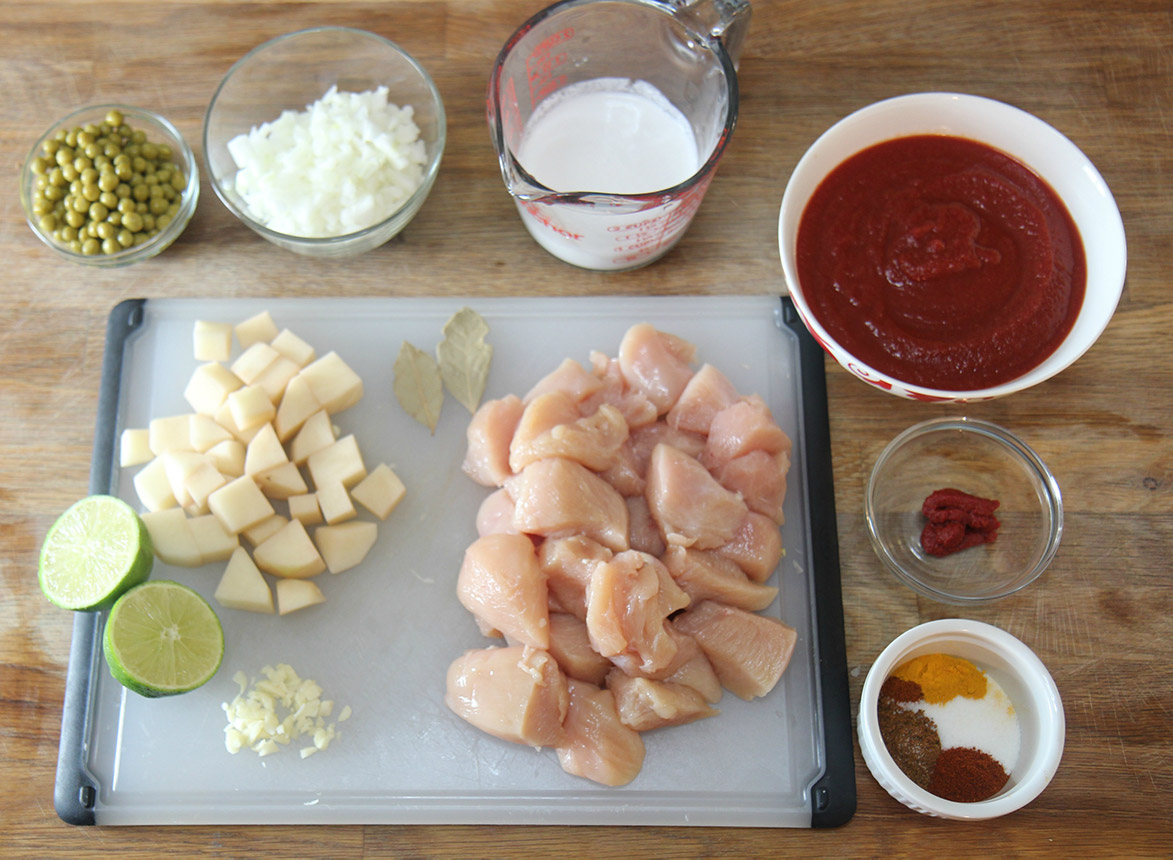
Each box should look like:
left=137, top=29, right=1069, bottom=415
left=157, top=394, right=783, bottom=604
left=1, top=0, right=1170, bottom=853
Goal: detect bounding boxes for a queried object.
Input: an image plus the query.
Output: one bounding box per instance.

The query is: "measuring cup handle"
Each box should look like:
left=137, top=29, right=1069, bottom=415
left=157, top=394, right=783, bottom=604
left=666, top=0, right=752, bottom=69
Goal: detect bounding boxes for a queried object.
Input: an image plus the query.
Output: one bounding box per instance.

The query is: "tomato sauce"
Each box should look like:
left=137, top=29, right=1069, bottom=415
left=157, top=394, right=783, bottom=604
left=796, top=135, right=1086, bottom=390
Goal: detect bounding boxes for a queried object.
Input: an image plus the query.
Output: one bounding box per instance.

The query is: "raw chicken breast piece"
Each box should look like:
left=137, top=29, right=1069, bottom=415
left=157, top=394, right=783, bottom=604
left=463, top=395, right=525, bottom=487
left=445, top=646, right=569, bottom=747
left=523, top=357, right=604, bottom=405
left=508, top=391, right=581, bottom=469
left=556, top=679, right=646, bottom=786
left=457, top=533, right=549, bottom=649
left=645, top=443, right=748, bottom=550
left=715, top=512, right=784, bottom=582
left=617, top=323, right=696, bottom=416
left=673, top=601, right=798, bottom=701
left=663, top=644, right=724, bottom=704
left=666, top=363, right=740, bottom=435
left=629, top=421, right=706, bottom=475
left=599, top=440, right=646, bottom=497
left=476, top=488, right=519, bottom=537
left=510, top=401, right=629, bottom=473
left=626, top=495, right=666, bottom=557
left=547, top=612, right=613, bottom=686
left=582, top=351, right=658, bottom=429
left=586, top=550, right=687, bottom=675
left=511, top=457, right=630, bottom=552
left=606, top=667, right=718, bottom=731
left=700, top=395, right=792, bottom=471
left=712, top=449, right=789, bottom=524
left=662, top=545, right=779, bottom=612
left=538, top=535, right=612, bottom=620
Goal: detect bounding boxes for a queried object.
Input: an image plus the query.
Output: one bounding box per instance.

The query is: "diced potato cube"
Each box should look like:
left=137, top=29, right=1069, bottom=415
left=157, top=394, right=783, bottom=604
left=298, top=352, right=363, bottom=414
left=274, top=374, right=322, bottom=442
left=255, top=356, right=301, bottom=406
left=161, top=451, right=206, bottom=509
left=214, top=400, right=265, bottom=445
left=307, top=435, right=366, bottom=490
left=276, top=578, right=325, bottom=615
left=255, top=462, right=308, bottom=500
left=188, top=513, right=239, bottom=563
left=289, top=409, right=335, bottom=464
left=350, top=463, right=407, bottom=520
left=120, top=428, right=152, bottom=468
left=184, top=362, right=243, bottom=415
left=194, top=320, right=233, bottom=362
left=185, top=462, right=228, bottom=514
left=206, top=439, right=246, bottom=478
left=214, top=547, right=274, bottom=614
left=288, top=493, right=323, bottom=526
left=141, top=508, right=202, bottom=567
left=314, top=521, right=378, bottom=574
left=208, top=475, right=275, bottom=535
left=271, top=328, right=316, bottom=368
left=244, top=423, right=288, bottom=476
left=317, top=482, right=356, bottom=525
left=242, top=513, right=288, bottom=547
left=231, top=342, right=281, bottom=386
left=133, top=456, right=177, bottom=512
left=254, top=519, right=326, bottom=579
left=228, top=384, right=276, bottom=432
left=235, top=310, right=279, bottom=348
left=148, top=414, right=194, bottom=456
left=189, top=413, right=234, bottom=453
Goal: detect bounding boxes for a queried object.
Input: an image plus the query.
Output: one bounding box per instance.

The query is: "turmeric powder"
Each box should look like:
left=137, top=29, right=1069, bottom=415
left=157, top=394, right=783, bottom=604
left=891, top=654, right=987, bottom=704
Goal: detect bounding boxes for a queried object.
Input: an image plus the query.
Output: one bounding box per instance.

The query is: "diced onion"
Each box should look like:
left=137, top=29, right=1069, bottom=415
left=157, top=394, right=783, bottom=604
left=225, top=86, right=427, bottom=238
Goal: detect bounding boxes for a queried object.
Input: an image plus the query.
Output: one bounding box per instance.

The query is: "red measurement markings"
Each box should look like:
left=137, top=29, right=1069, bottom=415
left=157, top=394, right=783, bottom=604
left=526, top=27, right=574, bottom=105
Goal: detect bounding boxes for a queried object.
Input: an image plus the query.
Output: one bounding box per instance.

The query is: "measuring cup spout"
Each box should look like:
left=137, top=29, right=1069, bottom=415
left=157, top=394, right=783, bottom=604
left=666, top=0, right=752, bottom=68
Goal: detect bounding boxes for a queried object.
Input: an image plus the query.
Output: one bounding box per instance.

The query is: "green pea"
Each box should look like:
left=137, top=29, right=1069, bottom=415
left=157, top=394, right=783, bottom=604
left=43, top=139, right=60, bottom=156
left=81, top=167, right=99, bottom=185
left=149, top=197, right=168, bottom=215
left=156, top=213, right=172, bottom=230
left=96, top=221, right=116, bottom=240
left=132, top=183, right=149, bottom=201
left=101, top=237, right=120, bottom=255
left=69, top=239, right=83, bottom=253
left=82, top=184, right=100, bottom=202
left=39, top=213, right=58, bottom=232
left=60, top=225, right=78, bottom=243
left=71, top=194, right=89, bottom=213
left=107, top=210, right=122, bottom=227
left=99, top=191, right=118, bottom=209
left=55, top=148, right=72, bottom=167
left=105, top=109, right=124, bottom=127
left=98, top=172, right=119, bottom=192
left=88, top=201, right=108, bottom=221
left=31, top=156, right=50, bottom=175
left=81, top=237, right=100, bottom=255
left=122, top=211, right=143, bottom=232
left=32, top=196, right=53, bottom=216
left=117, top=229, right=134, bottom=248
left=65, top=209, right=85, bottom=228
left=115, top=183, right=131, bottom=199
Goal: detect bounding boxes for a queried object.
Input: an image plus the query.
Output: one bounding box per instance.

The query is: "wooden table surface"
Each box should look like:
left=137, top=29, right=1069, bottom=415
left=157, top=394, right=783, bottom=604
left=2, top=0, right=1170, bottom=855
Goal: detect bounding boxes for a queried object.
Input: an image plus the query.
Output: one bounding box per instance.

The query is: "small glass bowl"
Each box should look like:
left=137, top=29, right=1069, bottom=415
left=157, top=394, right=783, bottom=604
left=865, top=417, right=1062, bottom=604
left=20, top=104, right=199, bottom=268
left=858, top=619, right=1065, bottom=820
left=203, top=26, right=446, bottom=259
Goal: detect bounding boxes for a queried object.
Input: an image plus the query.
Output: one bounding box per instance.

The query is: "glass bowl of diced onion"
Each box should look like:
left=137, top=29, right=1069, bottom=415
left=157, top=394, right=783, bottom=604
left=203, top=26, right=446, bottom=258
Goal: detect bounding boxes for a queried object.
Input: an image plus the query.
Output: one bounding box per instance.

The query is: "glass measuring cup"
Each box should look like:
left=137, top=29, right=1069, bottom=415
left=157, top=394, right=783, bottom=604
left=488, top=0, right=751, bottom=271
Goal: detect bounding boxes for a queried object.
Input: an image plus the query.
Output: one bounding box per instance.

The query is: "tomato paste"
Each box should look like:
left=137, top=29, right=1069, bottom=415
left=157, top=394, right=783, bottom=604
left=920, top=487, right=1000, bottom=557
left=796, top=135, right=1086, bottom=390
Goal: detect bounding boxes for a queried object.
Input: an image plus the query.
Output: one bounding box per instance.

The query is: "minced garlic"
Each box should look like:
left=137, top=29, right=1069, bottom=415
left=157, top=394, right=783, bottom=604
left=221, top=663, right=350, bottom=758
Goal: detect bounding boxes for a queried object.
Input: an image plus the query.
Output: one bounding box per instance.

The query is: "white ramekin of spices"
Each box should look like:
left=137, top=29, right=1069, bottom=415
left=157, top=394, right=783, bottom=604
left=858, top=618, right=1065, bottom=820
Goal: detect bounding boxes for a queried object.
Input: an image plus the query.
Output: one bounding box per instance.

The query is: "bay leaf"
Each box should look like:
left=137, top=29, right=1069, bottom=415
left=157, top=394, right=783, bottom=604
left=437, top=307, right=493, bottom=414
left=393, top=341, right=444, bottom=433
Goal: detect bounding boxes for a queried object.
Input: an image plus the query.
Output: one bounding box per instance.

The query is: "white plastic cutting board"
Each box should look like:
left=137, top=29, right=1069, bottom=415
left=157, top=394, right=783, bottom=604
left=81, top=295, right=827, bottom=826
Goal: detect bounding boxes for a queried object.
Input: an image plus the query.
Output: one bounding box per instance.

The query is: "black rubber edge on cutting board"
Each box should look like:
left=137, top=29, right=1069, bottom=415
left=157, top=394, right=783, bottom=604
left=781, top=296, right=856, bottom=828
left=54, top=297, right=146, bottom=825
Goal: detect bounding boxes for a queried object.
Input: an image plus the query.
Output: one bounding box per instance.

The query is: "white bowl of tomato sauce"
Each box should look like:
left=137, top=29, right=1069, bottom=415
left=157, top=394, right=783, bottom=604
left=778, top=92, right=1126, bottom=402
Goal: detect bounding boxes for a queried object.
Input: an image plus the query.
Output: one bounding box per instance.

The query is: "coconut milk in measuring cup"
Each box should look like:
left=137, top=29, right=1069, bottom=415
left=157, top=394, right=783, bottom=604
left=488, top=0, right=751, bottom=271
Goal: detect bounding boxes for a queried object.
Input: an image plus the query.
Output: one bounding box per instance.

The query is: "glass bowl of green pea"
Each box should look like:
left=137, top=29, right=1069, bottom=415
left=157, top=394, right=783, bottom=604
left=20, top=104, right=200, bottom=267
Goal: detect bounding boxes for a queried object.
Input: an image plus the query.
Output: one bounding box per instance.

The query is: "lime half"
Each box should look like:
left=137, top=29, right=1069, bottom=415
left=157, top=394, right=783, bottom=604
left=103, top=580, right=224, bottom=698
left=38, top=495, right=154, bottom=611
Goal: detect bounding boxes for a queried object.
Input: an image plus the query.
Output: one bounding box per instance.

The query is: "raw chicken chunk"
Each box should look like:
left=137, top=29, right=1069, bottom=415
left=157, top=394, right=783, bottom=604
left=662, top=545, right=779, bottom=611
left=582, top=351, right=658, bottom=429
left=666, top=363, right=740, bottom=435
left=508, top=391, right=581, bottom=468
left=715, top=512, right=785, bottom=582
left=476, top=487, right=518, bottom=537
left=463, top=395, right=525, bottom=487
left=618, top=323, right=697, bottom=416
left=547, top=612, right=613, bottom=686
left=556, top=679, right=645, bottom=786
left=674, top=601, right=798, bottom=701
left=510, top=398, right=629, bottom=473
left=523, top=357, right=604, bottom=405
left=511, top=457, right=630, bottom=552
left=445, top=646, right=569, bottom=747
left=538, top=535, right=612, bottom=620
left=645, top=443, right=748, bottom=550
left=629, top=422, right=706, bottom=475
left=626, top=495, right=666, bottom=557
left=586, top=550, right=688, bottom=675
left=598, top=440, right=646, bottom=497
left=712, top=449, right=789, bottom=524
left=662, top=639, right=724, bottom=704
left=606, top=668, right=718, bottom=731
left=457, top=533, right=549, bottom=649
left=701, top=395, right=792, bottom=471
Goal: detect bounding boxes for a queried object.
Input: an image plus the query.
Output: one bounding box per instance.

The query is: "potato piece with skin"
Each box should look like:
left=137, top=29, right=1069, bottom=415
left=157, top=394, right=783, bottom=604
left=276, top=578, right=326, bottom=615
left=194, top=320, right=232, bottom=362
left=235, top=310, right=279, bottom=348
left=141, top=508, right=202, bottom=567
left=208, top=474, right=275, bottom=535
left=315, top=521, right=378, bottom=574
left=214, top=546, right=274, bottom=614
left=350, top=463, right=407, bottom=520
left=445, top=646, right=569, bottom=748
left=253, top=519, right=326, bottom=579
